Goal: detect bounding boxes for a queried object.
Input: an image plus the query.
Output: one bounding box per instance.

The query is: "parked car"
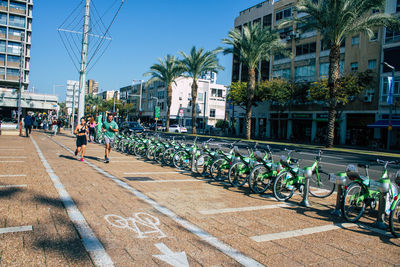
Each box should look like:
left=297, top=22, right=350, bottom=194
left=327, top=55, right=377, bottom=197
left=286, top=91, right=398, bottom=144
left=168, top=124, right=187, bottom=133
left=120, top=121, right=145, bottom=133
left=150, top=122, right=166, bottom=131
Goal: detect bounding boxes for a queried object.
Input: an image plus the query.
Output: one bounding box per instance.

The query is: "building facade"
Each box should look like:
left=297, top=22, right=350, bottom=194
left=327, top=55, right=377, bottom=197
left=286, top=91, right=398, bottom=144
left=0, top=0, right=32, bottom=91
left=230, top=0, right=400, bottom=148
left=98, top=90, right=119, bottom=101
left=86, top=79, right=99, bottom=95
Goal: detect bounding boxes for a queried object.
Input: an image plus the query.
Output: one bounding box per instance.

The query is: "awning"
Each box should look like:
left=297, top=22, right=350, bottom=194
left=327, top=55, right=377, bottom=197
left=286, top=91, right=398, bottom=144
left=367, top=120, right=400, bottom=128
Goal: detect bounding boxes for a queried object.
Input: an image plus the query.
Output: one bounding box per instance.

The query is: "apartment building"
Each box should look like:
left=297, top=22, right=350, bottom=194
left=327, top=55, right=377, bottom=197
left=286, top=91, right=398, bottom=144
left=86, top=79, right=99, bottom=95
left=119, top=75, right=227, bottom=130
left=0, top=0, right=33, bottom=90
left=230, top=0, right=399, bottom=148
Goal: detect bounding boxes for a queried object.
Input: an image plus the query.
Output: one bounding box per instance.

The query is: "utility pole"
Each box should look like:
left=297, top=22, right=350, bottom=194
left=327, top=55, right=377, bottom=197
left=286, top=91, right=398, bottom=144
left=71, top=83, right=77, bottom=134
left=77, top=0, right=91, bottom=121
left=17, top=33, right=25, bottom=129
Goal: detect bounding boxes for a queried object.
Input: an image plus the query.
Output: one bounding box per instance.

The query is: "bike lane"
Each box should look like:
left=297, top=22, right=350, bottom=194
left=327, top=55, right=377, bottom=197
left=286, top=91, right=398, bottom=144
left=34, top=132, right=262, bottom=266
left=47, top=132, right=400, bottom=266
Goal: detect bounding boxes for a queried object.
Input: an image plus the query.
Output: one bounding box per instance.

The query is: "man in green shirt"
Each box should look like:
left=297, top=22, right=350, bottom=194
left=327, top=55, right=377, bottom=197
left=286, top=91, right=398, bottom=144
left=102, top=114, right=118, bottom=163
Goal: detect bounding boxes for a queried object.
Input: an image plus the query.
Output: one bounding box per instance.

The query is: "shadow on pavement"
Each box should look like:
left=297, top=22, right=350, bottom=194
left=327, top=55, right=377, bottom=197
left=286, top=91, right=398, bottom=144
left=59, top=154, right=77, bottom=161
left=84, top=155, right=102, bottom=161
left=32, top=195, right=66, bottom=209
left=0, top=187, right=22, bottom=198
left=124, top=177, right=154, bottom=181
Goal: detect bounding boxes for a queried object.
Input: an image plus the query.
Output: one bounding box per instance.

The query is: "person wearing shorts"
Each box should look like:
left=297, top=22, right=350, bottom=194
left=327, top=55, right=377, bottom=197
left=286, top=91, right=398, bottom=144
left=102, top=114, right=118, bottom=163
left=74, top=118, right=88, bottom=162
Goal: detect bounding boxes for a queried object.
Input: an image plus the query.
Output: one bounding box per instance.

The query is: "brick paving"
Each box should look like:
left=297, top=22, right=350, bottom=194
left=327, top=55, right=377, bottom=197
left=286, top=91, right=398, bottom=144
left=0, top=130, right=399, bottom=266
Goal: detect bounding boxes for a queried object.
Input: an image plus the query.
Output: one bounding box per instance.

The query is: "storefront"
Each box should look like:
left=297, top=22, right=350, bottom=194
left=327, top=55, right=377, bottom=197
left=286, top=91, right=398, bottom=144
left=270, top=113, right=288, bottom=139
left=368, top=114, right=400, bottom=149
left=291, top=113, right=313, bottom=142
left=346, top=113, right=375, bottom=146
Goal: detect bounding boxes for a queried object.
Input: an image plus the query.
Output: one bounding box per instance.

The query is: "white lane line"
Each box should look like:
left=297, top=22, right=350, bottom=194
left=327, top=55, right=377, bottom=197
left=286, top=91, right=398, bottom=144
left=251, top=222, right=391, bottom=242
left=0, top=225, right=32, bottom=234
left=0, top=156, right=27, bottom=158
left=124, top=171, right=179, bottom=175
left=50, top=136, right=264, bottom=267
left=0, top=148, right=24, bottom=150
left=0, top=161, right=24, bottom=163
left=199, top=203, right=294, bottom=215
left=299, top=152, right=342, bottom=160
left=31, top=136, right=114, bottom=267
left=0, top=174, right=26, bottom=177
left=109, top=161, right=141, bottom=163
left=0, top=184, right=27, bottom=188
left=140, top=179, right=210, bottom=183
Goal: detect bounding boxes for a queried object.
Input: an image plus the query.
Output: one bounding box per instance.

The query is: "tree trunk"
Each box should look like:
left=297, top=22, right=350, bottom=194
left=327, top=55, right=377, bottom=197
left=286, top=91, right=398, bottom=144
left=245, top=68, right=256, bottom=140
left=326, top=44, right=341, bottom=148
left=166, top=84, right=172, bottom=132
left=191, top=79, right=198, bottom=134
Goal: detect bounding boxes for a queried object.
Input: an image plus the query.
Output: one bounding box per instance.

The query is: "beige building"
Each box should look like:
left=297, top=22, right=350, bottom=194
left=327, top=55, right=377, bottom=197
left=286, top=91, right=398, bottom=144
left=86, top=79, right=99, bottom=95
left=230, top=0, right=399, bottom=148
left=98, top=90, right=119, bottom=101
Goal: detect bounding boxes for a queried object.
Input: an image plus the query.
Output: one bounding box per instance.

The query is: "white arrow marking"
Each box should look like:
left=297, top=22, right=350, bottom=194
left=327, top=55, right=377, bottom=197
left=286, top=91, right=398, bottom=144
left=153, top=243, right=189, bottom=267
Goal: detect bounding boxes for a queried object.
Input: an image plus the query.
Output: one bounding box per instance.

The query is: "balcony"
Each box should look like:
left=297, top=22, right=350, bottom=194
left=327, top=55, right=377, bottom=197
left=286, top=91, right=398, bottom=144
left=6, top=75, right=19, bottom=81
left=7, top=62, right=19, bottom=68
left=8, top=35, right=22, bottom=41
left=9, top=8, right=26, bottom=15
left=0, top=6, right=6, bottom=12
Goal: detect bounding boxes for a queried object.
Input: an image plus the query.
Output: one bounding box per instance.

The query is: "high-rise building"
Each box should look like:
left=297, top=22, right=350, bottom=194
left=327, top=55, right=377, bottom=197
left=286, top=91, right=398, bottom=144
left=65, top=80, right=79, bottom=115
left=230, top=0, right=400, bottom=148
left=0, top=0, right=33, bottom=91
left=86, top=79, right=99, bottom=95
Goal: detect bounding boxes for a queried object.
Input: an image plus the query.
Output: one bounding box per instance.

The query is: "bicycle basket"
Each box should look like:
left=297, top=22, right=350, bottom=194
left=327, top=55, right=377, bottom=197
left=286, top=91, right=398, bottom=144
left=346, top=164, right=359, bottom=180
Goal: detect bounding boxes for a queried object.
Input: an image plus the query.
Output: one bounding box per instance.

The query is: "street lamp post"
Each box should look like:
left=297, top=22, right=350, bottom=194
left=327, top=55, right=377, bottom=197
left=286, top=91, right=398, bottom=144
left=133, top=80, right=144, bottom=123
left=151, top=96, right=159, bottom=131
left=383, top=62, right=395, bottom=150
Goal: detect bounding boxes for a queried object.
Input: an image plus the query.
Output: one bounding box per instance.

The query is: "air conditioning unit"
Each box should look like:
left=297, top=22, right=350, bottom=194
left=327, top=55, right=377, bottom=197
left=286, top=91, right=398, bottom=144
left=294, top=33, right=301, bottom=39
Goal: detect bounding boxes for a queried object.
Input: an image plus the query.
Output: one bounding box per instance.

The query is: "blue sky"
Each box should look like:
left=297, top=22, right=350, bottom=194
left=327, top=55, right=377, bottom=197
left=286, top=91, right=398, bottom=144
left=29, top=0, right=263, bottom=101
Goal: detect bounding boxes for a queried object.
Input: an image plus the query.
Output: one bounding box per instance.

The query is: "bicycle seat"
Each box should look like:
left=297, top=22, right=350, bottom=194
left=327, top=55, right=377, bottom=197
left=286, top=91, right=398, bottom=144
left=346, top=164, right=360, bottom=180
left=254, top=151, right=264, bottom=161
left=291, top=158, right=299, bottom=164
left=233, top=146, right=240, bottom=155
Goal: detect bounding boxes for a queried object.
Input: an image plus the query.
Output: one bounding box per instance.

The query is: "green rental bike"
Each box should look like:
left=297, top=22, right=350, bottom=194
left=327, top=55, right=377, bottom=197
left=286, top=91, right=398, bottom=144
left=389, top=170, right=400, bottom=237
left=228, top=143, right=260, bottom=187
left=342, top=160, right=399, bottom=223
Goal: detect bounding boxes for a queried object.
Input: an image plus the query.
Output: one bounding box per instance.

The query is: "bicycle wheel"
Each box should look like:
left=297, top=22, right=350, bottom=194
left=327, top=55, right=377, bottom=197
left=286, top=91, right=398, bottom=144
left=162, top=148, right=175, bottom=166
left=173, top=151, right=191, bottom=169
left=341, top=182, right=366, bottom=222
left=210, top=158, right=227, bottom=181
left=195, top=154, right=211, bottom=176
left=309, top=169, right=336, bottom=198
left=273, top=171, right=295, bottom=201
left=248, top=165, right=272, bottom=194
left=389, top=199, right=400, bottom=238
left=104, top=214, right=129, bottom=229
left=154, top=146, right=166, bottom=163
left=146, top=146, right=156, bottom=161
left=228, top=162, right=249, bottom=187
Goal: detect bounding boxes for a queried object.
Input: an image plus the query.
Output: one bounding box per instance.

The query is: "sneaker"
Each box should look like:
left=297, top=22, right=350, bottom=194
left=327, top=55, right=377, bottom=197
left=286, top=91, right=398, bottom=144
left=80, top=158, right=84, bottom=162
left=104, top=157, right=109, bottom=163
left=75, top=150, right=78, bottom=156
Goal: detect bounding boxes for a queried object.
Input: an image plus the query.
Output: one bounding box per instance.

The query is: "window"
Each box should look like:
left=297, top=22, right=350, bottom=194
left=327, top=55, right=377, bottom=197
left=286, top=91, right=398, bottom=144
left=263, top=14, right=272, bottom=28
left=382, top=77, right=400, bottom=102
left=295, top=42, right=316, bottom=56
left=274, top=48, right=291, bottom=60
left=0, top=54, right=4, bottom=63
left=0, top=13, right=6, bottom=25
left=217, top=89, right=223, bottom=97
left=0, top=0, right=7, bottom=7
left=7, top=68, right=19, bottom=76
left=385, top=28, right=400, bottom=43
left=273, top=68, right=291, bottom=79
left=319, top=61, right=344, bottom=78
left=397, top=0, right=400, bottom=12
left=9, top=15, right=25, bottom=28
left=0, top=67, right=4, bottom=75
left=253, top=18, right=261, bottom=25
left=7, top=42, right=21, bottom=54
left=352, top=35, right=360, bottom=45
left=9, top=1, right=26, bottom=11
left=0, top=40, right=5, bottom=53
left=295, top=65, right=315, bottom=81
left=320, top=39, right=345, bottom=51
left=371, top=9, right=380, bottom=14
left=350, top=62, right=358, bottom=72
left=278, top=26, right=293, bottom=39
left=275, top=7, right=292, bottom=22
left=7, top=55, right=20, bottom=62
left=0, top=27, right=5, bottom=36
left=211, top=89, right=217, bottom=97
left=370, top=31, right=378, bottom=41
left=368, top=59, right=377, bottom=69
left=210, top=109, right=216, bottom=118
left=197, top=92, right=203, bottom=101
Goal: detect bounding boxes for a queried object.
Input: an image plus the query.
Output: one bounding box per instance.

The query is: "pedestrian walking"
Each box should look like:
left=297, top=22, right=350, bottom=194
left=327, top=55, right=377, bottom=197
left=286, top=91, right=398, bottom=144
left=52, top=118, right=58, bottom=136
left=57, top=119, right=62, bottom=134
left=43, top=118, right=48, bottom=131
left=101, top=114, right=118, bottom=163
left=24, top=113, right=33, bottom=137
left=74, top=117, right=88, bottom=162
left=88, top=117, right=97, bottom=142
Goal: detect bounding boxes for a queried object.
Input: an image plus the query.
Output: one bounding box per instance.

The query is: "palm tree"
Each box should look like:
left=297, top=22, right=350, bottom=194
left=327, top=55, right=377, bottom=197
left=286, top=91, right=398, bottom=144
left=283, top=0, right=400, bottom=147
left=179, top=46, right=224, bottom=134
left=144, top=55, right=184, bottom=132
left=222, top=23, right=287, bottom=140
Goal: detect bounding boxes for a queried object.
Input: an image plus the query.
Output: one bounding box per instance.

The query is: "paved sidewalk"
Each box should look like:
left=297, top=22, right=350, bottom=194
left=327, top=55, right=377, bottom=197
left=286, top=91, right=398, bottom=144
left=1, top=131, right=399, bottom=266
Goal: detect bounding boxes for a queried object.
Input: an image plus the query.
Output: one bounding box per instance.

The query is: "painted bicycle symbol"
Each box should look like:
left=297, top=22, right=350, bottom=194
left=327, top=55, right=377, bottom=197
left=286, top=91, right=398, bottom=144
left=105, top=212, right=166, bottom=239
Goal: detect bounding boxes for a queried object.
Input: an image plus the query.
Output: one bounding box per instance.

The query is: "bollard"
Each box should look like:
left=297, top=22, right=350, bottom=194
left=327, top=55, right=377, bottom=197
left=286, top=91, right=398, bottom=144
left=19, top=120, right=23, bottom=136
left=191, top=147, right=197, bottom=173
left=374, top=180, right=390, bottom=229
left=300, top=167, right=313, bottom=207
left=331, top=172, right=347, bottom=216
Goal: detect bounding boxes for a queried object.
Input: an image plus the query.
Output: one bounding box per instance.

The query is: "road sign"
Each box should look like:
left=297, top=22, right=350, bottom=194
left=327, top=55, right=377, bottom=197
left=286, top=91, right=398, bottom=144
left=179, top=108, right=184, bottom=117
left=154, top=106, right=160, bottom=119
